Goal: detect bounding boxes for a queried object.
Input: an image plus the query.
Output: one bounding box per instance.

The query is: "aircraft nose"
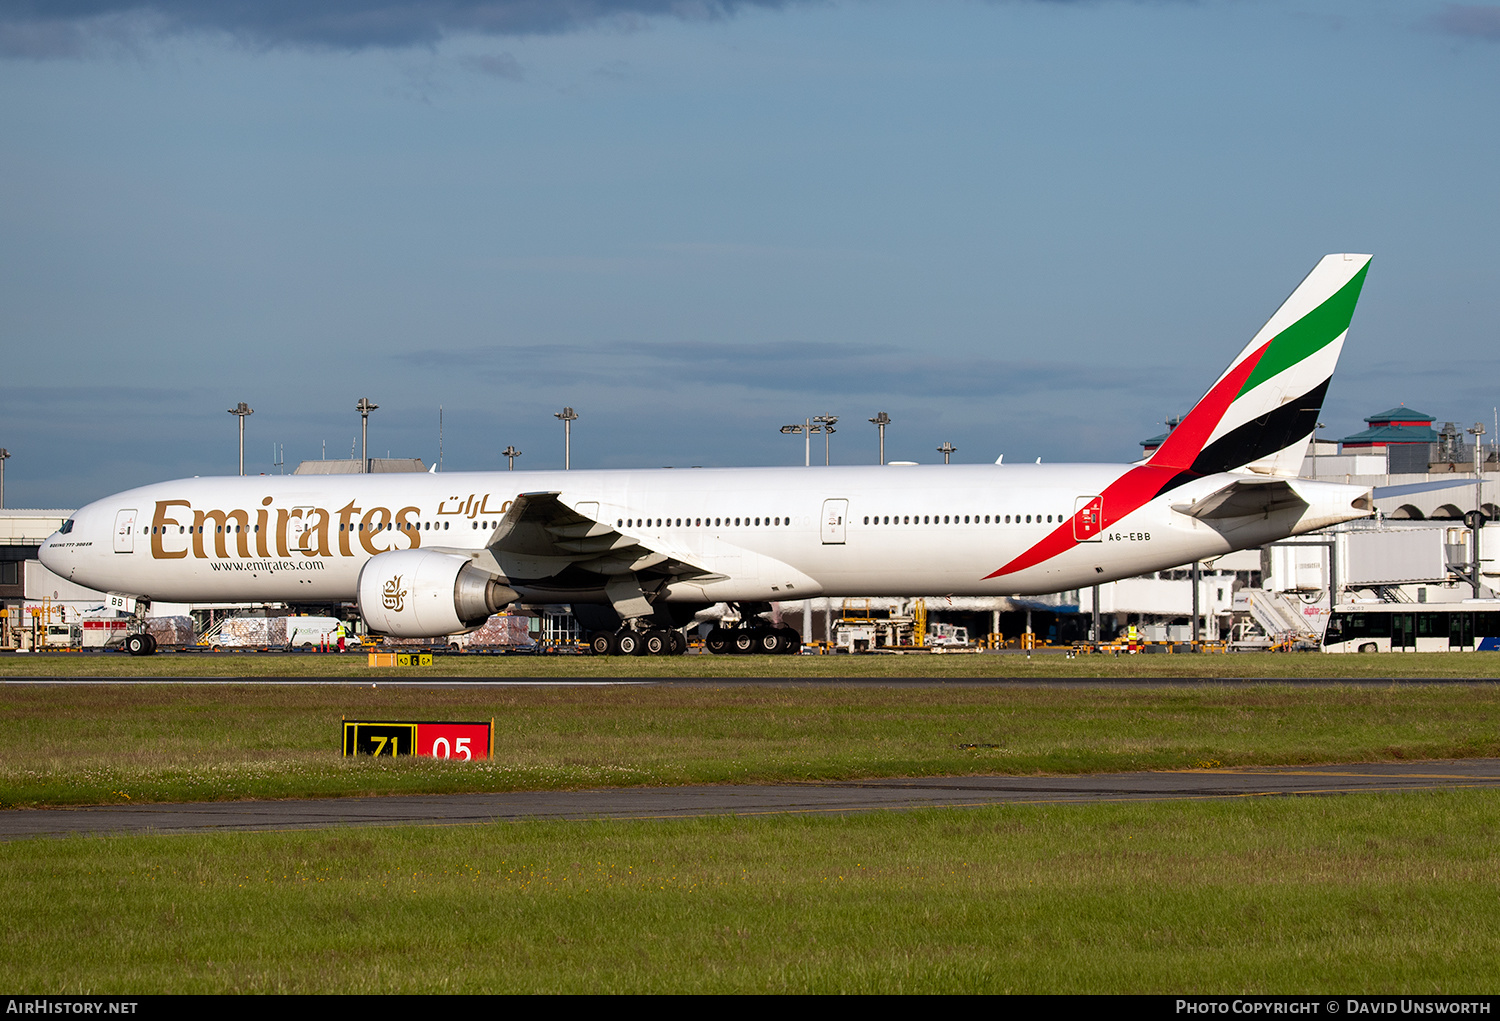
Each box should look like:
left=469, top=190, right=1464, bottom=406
left=38, top=529, right=71, bottom=576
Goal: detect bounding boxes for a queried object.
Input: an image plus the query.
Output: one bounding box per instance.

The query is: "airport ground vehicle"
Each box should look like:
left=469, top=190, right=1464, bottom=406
left=196, top=614, right=349, bottom=650
left=1321, top=603, right=1500, bottom=652
left=40, top=255, right=1375, bottom=656
left=926, top=623, right=971, bottom=647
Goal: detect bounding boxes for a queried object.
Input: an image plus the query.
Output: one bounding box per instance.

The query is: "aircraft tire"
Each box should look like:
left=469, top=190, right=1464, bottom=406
left=669, top=631, right=687, bottom=655
left=589, top=632, right=615, bottom=656
left=705, top=627, right=731, bottom=655
left=776, top=627, right=801, bottom=654
left=125, top=634, right=151, bottom=656
left=644, top=631, right=670, bottom=655
left=756, top=629, right=782, bottom=654
left=144, top=633, right=157, bottom=655
left=732, top=629, right=756, bottom=654
left=616, top=631, right=645, bottom=656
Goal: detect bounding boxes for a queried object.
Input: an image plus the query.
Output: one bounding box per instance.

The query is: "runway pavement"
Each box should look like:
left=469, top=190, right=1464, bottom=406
left=6, top=675, right=1500, bottom=686
left=4, top=759, right=1497, bottom=840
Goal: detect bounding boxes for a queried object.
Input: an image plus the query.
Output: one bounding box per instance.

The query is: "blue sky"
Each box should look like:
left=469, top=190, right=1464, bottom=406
left=3, top=1, right=1499, bottom=508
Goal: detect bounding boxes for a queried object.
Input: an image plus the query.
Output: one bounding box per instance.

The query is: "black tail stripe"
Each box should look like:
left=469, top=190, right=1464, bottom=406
left=1189, top=376, right=1331, bottom=477
left=1150, top=377, right=1332, bottom=500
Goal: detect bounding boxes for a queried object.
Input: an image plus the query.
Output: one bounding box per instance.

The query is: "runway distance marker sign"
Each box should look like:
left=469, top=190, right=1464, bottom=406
left=342, top=719, right=493, bottom=759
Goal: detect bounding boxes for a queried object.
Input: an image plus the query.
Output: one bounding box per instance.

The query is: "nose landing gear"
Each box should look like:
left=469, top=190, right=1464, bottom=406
left=124, top=632, right=157, bottom=656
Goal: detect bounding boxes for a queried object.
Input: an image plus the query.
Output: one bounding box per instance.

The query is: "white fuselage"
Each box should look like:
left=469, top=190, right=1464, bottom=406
left=39, top=462, right=1370, bottom=609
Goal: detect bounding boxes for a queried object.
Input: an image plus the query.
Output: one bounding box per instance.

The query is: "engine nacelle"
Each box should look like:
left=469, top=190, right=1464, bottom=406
left=357, top=549, right=517, bottom=638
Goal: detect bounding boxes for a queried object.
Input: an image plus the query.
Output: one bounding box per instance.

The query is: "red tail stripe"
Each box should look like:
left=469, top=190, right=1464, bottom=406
left=984, top=341, right=1271, bottom=581
left=1147, top=340, right=1270, bottom=471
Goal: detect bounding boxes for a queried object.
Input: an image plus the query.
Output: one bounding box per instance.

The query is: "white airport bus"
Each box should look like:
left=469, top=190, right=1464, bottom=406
left=1321, top=603, right=1500, bottom=653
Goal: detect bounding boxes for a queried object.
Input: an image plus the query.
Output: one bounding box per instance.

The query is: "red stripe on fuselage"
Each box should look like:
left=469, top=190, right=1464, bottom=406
left=983, top=464, right=1180, bottom=579
left=983, top=340, right=1271, bottom=580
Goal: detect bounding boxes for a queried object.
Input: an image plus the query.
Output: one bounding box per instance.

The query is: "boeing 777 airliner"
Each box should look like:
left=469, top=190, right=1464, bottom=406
left=40, top=254, right=1375, bottom=654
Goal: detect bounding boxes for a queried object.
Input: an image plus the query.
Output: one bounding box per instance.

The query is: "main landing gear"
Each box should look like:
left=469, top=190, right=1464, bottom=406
left=704, top=622, right=801, bottom=655
left=588, top=629, right=688, bottom=656
left=584, top=601, right=800, bottom=656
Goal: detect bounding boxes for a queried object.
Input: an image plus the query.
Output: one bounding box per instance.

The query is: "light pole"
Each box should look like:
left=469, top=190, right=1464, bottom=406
left=356, top=398, right=378, bottom=473
left=502, top=445, right=522, bottom=471
left=0, top=448, right=8, bottom=509
left=555, top=407, right=578, bottom=469
left=228, top=403, right=253, bottom=476
left=779, top=418, right=833, bottom=467
left=1469, top=422, right=1487, bottom=598
left=937, top=441, right=957, bottom=464
left=813, top=415, right=838, bottom=465
left=869, top=412, right=890, bottom=465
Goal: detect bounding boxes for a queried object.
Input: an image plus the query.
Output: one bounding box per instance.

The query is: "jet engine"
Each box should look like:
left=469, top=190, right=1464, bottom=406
left=357, top=549, right=517, bottom=638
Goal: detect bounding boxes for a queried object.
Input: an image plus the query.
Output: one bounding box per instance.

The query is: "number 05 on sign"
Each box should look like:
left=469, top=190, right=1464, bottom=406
left=342, top=719, right=494, bottom=759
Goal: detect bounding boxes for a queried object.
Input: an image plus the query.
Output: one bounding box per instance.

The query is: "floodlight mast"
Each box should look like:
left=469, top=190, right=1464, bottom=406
left=1469, top=422, right=1487, bottom=599
left=937, top=441, right=957, bottom=465
left=0, top=448, right=8, bottom=509
left=502, top=445, right=522, bottom=471
left=813, top=415, right=838, bottom=465
left=356, top=398, right=378, bottom=473
left=555, top=407, right=578, bottom=470
left=869, top=412, right=890, bottom=465
left=780, top=418, right=835, bottom=467
left=228, top=403, right=253, bottom=476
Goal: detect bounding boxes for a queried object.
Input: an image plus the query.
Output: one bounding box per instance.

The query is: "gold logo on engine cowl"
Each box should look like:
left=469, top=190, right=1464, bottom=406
left=383, top=575, right=406, bottom=612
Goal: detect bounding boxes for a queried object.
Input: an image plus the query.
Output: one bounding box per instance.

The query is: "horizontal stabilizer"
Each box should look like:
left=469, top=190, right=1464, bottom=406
left=1172, top=479, right=1308, bottom=520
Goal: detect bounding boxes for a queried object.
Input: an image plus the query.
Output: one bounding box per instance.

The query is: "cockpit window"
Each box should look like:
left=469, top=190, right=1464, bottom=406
left=58, top=519, right=74, bottom=534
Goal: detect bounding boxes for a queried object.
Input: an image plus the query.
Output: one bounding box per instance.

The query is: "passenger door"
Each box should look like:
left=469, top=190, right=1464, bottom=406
left=1392, top=613, right=1415, bottom=651
left=1449, top=612, right=1474, bottom=650
left=1074, top=496, right=1103, bottom=541
left=821, top=499, right=848, bottom=545
left=113, top=508, right=137, bottom=554
left=292, top=507, right=317, bottom=552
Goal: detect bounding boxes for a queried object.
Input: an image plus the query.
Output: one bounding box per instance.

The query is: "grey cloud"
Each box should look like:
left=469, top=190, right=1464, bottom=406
left=1431, top=4, right=1500, bottom=41
left=398, top=339, right=1173, bottom=403
left=0, top=1, right=795, bottom=57
left=463, top=51, right=524, bottom=79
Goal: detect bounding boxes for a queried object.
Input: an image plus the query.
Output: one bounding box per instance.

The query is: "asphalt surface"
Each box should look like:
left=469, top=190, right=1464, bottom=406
left=6, top=676, right=1500, bottom=686
left=5, top=759, right=1497, bottom=840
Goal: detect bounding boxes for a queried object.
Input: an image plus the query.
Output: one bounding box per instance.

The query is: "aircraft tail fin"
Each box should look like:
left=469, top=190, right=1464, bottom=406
left=1145, top=253, right=1370, bottom=482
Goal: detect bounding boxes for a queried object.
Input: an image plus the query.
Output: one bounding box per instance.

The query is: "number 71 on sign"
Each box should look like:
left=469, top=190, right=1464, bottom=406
left=342, top=720, right=494, bottom=759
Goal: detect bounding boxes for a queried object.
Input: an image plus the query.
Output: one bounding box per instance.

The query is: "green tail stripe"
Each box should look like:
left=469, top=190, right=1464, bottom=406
left=1237, top=262, right=1369, bottom=397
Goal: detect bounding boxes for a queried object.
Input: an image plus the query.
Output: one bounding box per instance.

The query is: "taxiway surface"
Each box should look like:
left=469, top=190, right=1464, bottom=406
left=5, top=760, right=1497, bottom=840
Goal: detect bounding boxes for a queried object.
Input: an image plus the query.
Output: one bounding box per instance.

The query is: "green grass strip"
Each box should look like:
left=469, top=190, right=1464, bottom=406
left=4, top=791, right=1497, bottom=993
left=4, top=647, right=1500, bottom=678
left=3, top=682, right=1499, bottom=807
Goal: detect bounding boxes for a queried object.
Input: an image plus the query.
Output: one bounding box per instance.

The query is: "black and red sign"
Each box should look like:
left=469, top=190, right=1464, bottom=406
left=342, top=719, right=493, bottom=759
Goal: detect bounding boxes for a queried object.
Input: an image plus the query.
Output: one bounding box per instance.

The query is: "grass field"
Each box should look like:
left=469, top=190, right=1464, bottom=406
left=4, top=671, right=1499, bottom=993
left=4, top=647, right=1500, bottom=678
left=3, top=682, right=1500, bottom=807
left=6, top=792, right=1498, bottom=993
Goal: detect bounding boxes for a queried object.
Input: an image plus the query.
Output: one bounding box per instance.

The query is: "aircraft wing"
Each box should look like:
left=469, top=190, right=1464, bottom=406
left=1171, top=478, right=1309, bottom=521
left=467, top=491, right=725, bottom=583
